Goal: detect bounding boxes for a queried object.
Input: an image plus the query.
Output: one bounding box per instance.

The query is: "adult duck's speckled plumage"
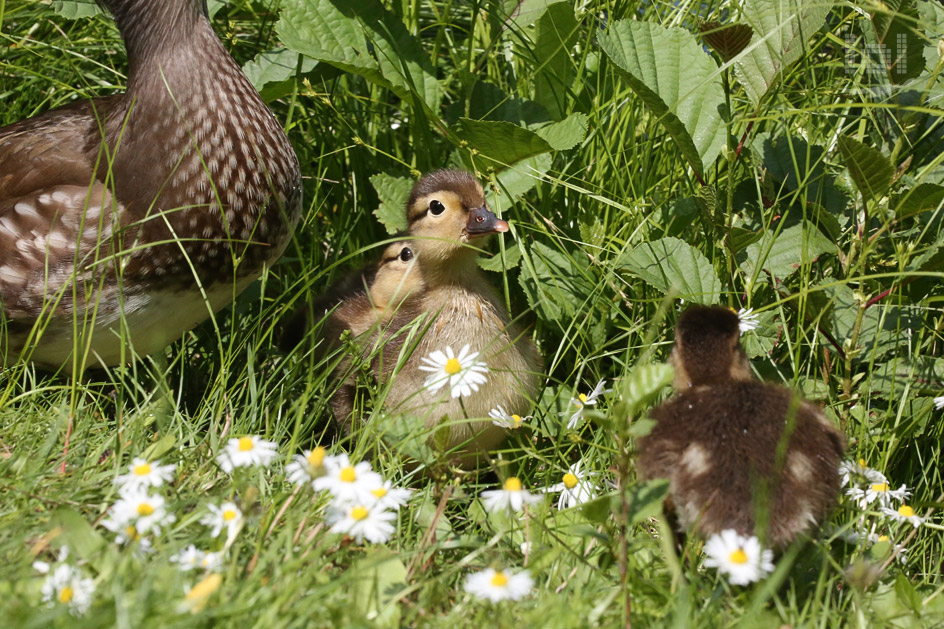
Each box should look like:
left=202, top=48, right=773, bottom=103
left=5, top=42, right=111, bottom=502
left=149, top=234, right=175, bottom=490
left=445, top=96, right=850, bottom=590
left=0, top=0, right=301, bottom=370
left=637, top=305, right=844, bottom=549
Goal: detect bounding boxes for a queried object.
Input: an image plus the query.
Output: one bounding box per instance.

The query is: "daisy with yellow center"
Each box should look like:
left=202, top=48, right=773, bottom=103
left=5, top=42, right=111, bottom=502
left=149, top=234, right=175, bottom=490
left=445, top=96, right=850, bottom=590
left=171, top=545, right=225, bottom=572
left=838, top=458, right=886, bottom=489
left=489, top=405, right=532, bottom=429
left=114, top=457, right=176, bottom=491
left=846, top=480, right=910, bottom=509
left=33, top=548, right=95, bottom=616
left=419, top=344, right=489, bottom=398
left=882, top=503, right=924, bottom=527
left=101, top=488, right=175, bottom=542
left=201, top=502, right=244, bottom=541
left=464, top=567, right=534, bottom=602
left=703, top=529, right=775, bottom=585
left=312, top=453, right=384, bottom=504
left=366, top=480, right=414, bottom=511
left=216, top=435, right=278, bottom=473
left=542, top=460, right=596, bottom=509
left=327, top=502, right=397, bottom=544
left=566, top=378, right=608, bottom=429
left=481, top=476, right=544, bottom=513
left=735, top=307, right=760, bottom=334
left=286, top=447, right=331, bottom=487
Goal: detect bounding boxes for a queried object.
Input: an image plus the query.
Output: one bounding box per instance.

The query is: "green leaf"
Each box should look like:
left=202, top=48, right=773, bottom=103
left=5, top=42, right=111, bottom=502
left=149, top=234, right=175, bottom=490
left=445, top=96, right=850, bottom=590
left=734, top=0, right=831, bottom=106
left=627, top=479, right=670, bottom=525
left=700, top=22, right=754, bottom=62
left=752, top=133, right=848, bottom=211
left=837, top=136, right=894, bottom=201
left=598, top=20, right=726, bottom=175
left=351, top=549, right=407, bottom=628
left=619, top=237, right=721, bottom=303
left=455, top=118, right=553, bottom=168
left=892, top=182, right=944, bottom=217
left=242, top=48, right=317, bottom=92
left=519, top=242, right=594, bottom=322
left=52, top=508, right=106, bottom=561
left=485, top=153, right=553, bottom=211
left=740, top=222, right=832, bottom=283
left=277, top=0, right=441, bottom=111
left=532, top=2, right=579, bottom=120
left=871, top=0, right=925, bottom=83
left=370, top=173, right=412, bottom=234
left=478, top=245, right=522, bottom=272
left=50, top=0, right=100, bottom=18
left=620, top=363, right=674, bottom=412
left=534, top=113, right=588, bottom=151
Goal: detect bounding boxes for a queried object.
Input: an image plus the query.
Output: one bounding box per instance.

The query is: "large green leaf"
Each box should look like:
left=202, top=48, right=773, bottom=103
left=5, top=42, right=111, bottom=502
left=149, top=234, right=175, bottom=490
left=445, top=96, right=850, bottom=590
left=837, top=136, right=894, bottom=201
left=455, top=118, right=553, bottom=168
left=598, top=20, right=726, bottom=176
left=871, top=0, right=925, bottom=83
left=619, top=237, right=721, bottom=303
left=370, top=173, right=412, bottom=234
left=242, top=48, right=317, bottom=93
left=519, top=241, right=594, bottom=322
left=534, top=113, right=588, bottom=151
left=734, top=0, right=831, bottom=106
left=751, top=133, right=848, bottom=212
left=740, top=222, right=833, bottom=283
left=51, top=0, right=99, bottom=18
left=277, top=0, right=441, bottom=111
left=532, top=2, right=579, bottom=120
left=893, top=183, right=944, bottom=217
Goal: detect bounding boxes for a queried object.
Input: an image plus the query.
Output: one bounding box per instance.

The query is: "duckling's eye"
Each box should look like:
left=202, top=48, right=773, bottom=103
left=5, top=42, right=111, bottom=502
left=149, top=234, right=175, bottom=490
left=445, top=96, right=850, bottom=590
left=399, top=247, right=414, bottom=262
left=429, top=199, right=445, bottom=216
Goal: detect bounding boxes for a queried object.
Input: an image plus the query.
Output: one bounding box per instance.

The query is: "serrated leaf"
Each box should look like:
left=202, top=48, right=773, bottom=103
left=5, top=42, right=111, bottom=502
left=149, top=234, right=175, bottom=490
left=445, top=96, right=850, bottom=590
left=621, top=363, right=674, bottom=412
left=478, top=245, right=522, bottom=272
left=752, top=133, right=848, bottom=210
left=700, top=22, right=754, bottom=62
left=598, top=20, right=726, bottom=175
left=532, top=2, right=579, bottom=120
left=837, top=136, right=894, bottom=201
left=534, top=113, right=588, bottom=150
left=370, top=173, right=411, bottom=234
left=242, top=48, right=317, bottom=92
left=734, top=0, right=831, bottom=106
left=486, top=153, right=553, bottom=211
left=741, top=222, right=832, bottom=283
left=455, top=118, right=553, bottom=167
left=893, top=182, right=944, bottom=217
left=619, top=237, right=721, bottom=303
left=519, top=242, right=594, bottom=321
left=50, top=0, right=100, bottom=18
left=277, top=0, right=440, bottom=111
left=871, top=0, right=925, bottom=83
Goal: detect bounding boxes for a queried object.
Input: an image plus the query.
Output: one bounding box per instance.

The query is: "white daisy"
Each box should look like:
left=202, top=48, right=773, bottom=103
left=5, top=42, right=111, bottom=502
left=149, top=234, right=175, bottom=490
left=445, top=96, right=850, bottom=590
left=489, top=405, right=531, bottom=429
left=418, top=344, right=488, bottom=398
left=34, top=552, right=95, bottom=616
left=216, top=435, right=278, bottom=473
left=703, top=529, right=775, bottom=586
left=846, top=482, right=910, bottom=509
left=114, top=457, right=176, bottom=491
left=327, top=503, right=397, bottom=544
left=566, top=378, right=608, bottom=429
left=543, top=460, right=596, bottom=509
left=881, top=504, right=924, bottom=528
left=481, top=477, right=544, bottom=513
left=171, top=545, right=225, bottom=572
left=101, top=488, right=175, bottom=541
left=935, top=395, right=944, bottom=410
left=736, top=307, right=760, bottom=334
left=838, top=458, right=887, bottom=488
left=312, top=453, right=384, bottom=504
left=366, top=480, right=414, bottom=511
left=285, top=447, right=329, bottom=486
left=201, top=502, right=244, bottom=540
left=464, top=567, right=534, bottom=602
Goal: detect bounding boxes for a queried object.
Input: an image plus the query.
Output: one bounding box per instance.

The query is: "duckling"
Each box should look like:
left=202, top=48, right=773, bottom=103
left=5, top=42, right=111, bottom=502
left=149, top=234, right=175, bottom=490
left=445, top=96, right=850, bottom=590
left=382, top=170, right=542, bottom=459
left=282, top=242, right=423, bottom=432
left=637, top=305, right=844, bottom=549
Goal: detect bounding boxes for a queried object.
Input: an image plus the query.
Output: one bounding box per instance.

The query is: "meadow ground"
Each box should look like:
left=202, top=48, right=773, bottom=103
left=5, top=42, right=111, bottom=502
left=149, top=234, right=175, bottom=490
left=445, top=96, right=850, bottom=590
left=2, top=0, right=944, bottom=626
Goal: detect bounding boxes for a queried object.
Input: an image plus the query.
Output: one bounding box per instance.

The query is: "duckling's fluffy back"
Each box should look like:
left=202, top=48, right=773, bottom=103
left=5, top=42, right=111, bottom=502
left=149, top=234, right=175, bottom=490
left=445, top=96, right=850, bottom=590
left=638, top=380, right=844, bottom=549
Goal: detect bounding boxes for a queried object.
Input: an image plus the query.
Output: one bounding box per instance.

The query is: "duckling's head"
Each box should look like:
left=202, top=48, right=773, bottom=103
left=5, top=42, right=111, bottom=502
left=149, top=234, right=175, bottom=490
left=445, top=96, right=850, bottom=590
left=671, top=305, right=753, bottom=389
left=369, top=242, right=423, bottom=311
left=405, top=169, right=508, bottom=265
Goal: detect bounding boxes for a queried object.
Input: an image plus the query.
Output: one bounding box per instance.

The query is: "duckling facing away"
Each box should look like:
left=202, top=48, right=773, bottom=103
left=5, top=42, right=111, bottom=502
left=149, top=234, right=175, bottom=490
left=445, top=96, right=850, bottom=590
left=382, top=170, right=542, bottom=459
left=637, top=305, right=844, bottom=549
left=282, top=242, right=423, bottom=431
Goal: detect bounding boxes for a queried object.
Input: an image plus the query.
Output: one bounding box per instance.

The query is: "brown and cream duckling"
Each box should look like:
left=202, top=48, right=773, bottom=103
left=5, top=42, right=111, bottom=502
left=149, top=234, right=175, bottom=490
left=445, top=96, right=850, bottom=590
left=0, top=0, right=301, bottom=372
left=282, top=242, right=423, bottom=431
left=382, top=170, right=542, bottom=459
left=637, top=305, right=844, bottom=549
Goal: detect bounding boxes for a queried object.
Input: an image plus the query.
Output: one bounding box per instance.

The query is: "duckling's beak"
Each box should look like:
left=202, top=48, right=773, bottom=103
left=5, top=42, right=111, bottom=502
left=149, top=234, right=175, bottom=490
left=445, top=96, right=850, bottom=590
left=466, top=207, right=509, bottom=237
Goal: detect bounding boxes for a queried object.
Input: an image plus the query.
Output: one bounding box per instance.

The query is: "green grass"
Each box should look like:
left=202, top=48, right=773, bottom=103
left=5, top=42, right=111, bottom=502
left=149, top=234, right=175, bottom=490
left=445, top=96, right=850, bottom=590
left=2, top=0, right=944, bottom=626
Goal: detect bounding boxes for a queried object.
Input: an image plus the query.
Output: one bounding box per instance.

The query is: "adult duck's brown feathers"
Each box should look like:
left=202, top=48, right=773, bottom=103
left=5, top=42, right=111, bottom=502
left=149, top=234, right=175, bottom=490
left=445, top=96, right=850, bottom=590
left=0, top=0, right=301, bottom=370
left=637, top=305, right=844, bottom=549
